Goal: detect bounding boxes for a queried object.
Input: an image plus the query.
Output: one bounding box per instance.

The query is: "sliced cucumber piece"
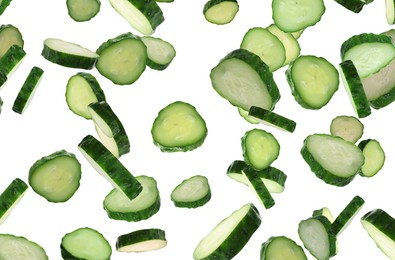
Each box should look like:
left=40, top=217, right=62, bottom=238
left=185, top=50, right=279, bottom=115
left=387, top=0, right=395, bottom=24
left=78, top=135, right=142, bottom=200
left=248, top=106, right=296, bottom=133
left=103, top=175, right=160, bottom=222
left=96, top=32, right=147, bottom=85
left=171, top=175, right=211, bottom=208
left=331, top=195, right=364, bottom=236
left=0, top=44, right=25, bottom=76
left=193, top=203, right=261, bottom=260
left=0, top=178, right=28, bottom=225
left=0, top=234, right=48, bottom=259
left=330, top=115, right=364, bottom=143
left=94, top=124, right=120, bottom=158
left=116, top=229, right=167, bottom=252
left=226, top=160, right=248, bottom=183
left=242, top=167, right=275, bottom=209
left=238, top=107, right=259, bottom=124
left=286, top=55, right=339, bottom=109
left=67, top=0, right=100, bottom=22
left=210, top=49, right=280, bottom=111
left=0, top=24, right=23, bottom=59
left=141, top=36, right=176, bottom=70
left=260, top=236, right=307, bottom=260
left=203, top=0, right=239, bottom=25
left=301, top=134, right=364, bottom=186
left=358, top=139, right=385, bottom=177
left=12, top=66, right=44, bottom=114
left=61, top=227, right=111, bottom=260
left=312, top=207, right=334, bottom=223
left=333, top=0, right=364, bottom=13
left=0, top=0, right=13, bottom=15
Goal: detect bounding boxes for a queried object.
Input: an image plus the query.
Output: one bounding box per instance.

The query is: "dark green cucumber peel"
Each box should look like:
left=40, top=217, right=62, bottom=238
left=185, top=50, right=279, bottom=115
left=116, top=229, right=166, bottom=252
left=260, top=236, right=307, bottom=260
left=330, top=195, right=365, bottom=236
left=0, top=178, right=28, bottom=223
left=248, top=106, right=296, bottom=132
left=0, top=44, right=25, bottom=76
left=0, top=71, right=7, bottom=90
left=242, top=168, right=275, bottom=209
left=0, top=0, right=13, bottom=15
left=333, top=0, right=365, bottom=13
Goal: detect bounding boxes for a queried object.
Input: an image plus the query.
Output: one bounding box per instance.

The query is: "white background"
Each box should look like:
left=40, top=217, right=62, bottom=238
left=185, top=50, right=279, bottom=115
left=0, top=0, right=394, bottom=259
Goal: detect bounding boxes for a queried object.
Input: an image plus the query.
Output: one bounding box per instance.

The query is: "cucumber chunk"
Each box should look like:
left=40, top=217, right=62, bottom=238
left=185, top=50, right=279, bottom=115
left=0, top=234, right=48, bottom=259
left=248, top=106, right=297, bottom=133
left=242, top=167, right=275, bottom=209
left=141, top=36, right=176, bottom=70
left=67, top=0, right=100, bottom=22
left=312, top=207, right=334, bottom=223
left=331, top=195, right=365, bottom=236
left=203, top=0, right=239, bottom=25
left=0, top=44, right=25, bottom=76
left=0, top=178, right=28, bottom=225
left=330, top=115, right=364, bottom=143
left=238, top=107, right=259, bottom=124
left=333, top=0, right=365, bottom=13
left=171, top=175, right=211, bottom=208
left=0, top=24, right=23, bottom=59
left=260, top=236, right=307, bottom=260
left=116, top=229, right=167, bottom=252
left=358, top=139, right=385, bottom=177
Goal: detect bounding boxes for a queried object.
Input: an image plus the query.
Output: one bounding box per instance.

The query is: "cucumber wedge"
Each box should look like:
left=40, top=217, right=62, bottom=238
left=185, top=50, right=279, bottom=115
left=333, top=0, right=365, bottom=13
left=0, top=178, right=28, bottom=225
left=260, top=236, right=307, bottom=260
left=248, top=106, right=296, bottom=133
left=0, top=0, right=13, bottom=15
left=116, top=229, right=167, bottom=252
left=330, top=115, right=364, bottom=143
left=141, top=36, right=176, bottom=70
left=0, top=24, right=23, bottom=59
left=387, top=0, right=395, bottom=24
left=67, top=0, right=100, bottom=22
left=331, top=195, right=365, bottom=236
left=312, top=207, right=334, bottom=223
left=238, top=107, right=259, bottom=124
left=242, top=167, right=275, bottom=209
left=0, top=44, right=25, bottom=76
left=171, top=175, right=211, bottom=208
left=203, top=0, right=239, bottom=25
left=358, top=139, right=385, bottom=177
left=0, top=234, right=48, bottom=259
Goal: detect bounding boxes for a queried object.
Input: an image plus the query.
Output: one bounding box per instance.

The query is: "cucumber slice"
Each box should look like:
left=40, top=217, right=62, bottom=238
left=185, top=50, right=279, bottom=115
left=141, top=36, right=176, bottom=70
left=361, top=209, right=395, bottom=259
left=330, top=115, right=364, bottom=143
left=96, top=32, right=147, bottom=85
left=61, top=227, right=111, bottom=260
left=0, top=24, right=23, bottom=59
left=341, top=33, right=395, bottom=78
left=94, top=124, right=120, bottom=158
left=171, top=175, right=211, bottom=208
left=108, top=0, right=164, bottom=35
left=0, top=44, right=25, bottom=76
left=193, top=203, right=261, bottom=260
left=248, top=106, right=297, bottom=133
left=242, top=128, right=280, bottom=170
left=12, top=66, right=44, bottom=114
left=116, top=229, right=167, bottom=252
left=0, top=178, right=28, bottom=225
left=333, top=0, right=364, bottom=13
left=387, top=0, right=395, bottom=24
left=0, top=0, right=13, bottom=15
left=260, top=236, right=307, bottom=260
left=210, top=49, right=280, bottom=111
left=339, top=60, right=371, bottom=118
left=67, top=0, right=100, bottom=22
left=103, top=175, right=160, bottom=222
left=151, top=101, right=207, bottom=152
left=29, top=150, right=81, bottom=203
left=312, top=207, right=334, bottom=222
left=238, top=107, right=259, bottom=124
left=78, top=135, right=142, bottom=200
left=272, top=0, right=325, bottom=33
left=331, top=195, right=365, bottom=236
left=66, top=72, right=106, bottom=119
left=358, top=139, right=385, bottom=177
left=203, top=0, right=239, bottom=25
left=0, top=234, right=48, bottom=259
left=286, top=55, right=339, bottom=109
left=242, top=167, right=275, bottom=209
left=301, top=134, right=364, bottom=186
left=240, top=27, right=286, bottom=72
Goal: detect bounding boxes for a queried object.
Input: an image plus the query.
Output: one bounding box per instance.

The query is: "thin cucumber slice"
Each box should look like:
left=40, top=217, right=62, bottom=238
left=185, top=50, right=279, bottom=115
left=242, top=128, right=280, bottom=170
left=103, top=175, right=160, bottom=222
left=78, top=135, right=142, bottom=200
left=240, top=27, right=286, bottom=72
left=0, top=24, right=24, bottom=59
left=361, top=209, right=395, bottom=259
left=238, top=107, right=259, bottom=124
left=210, top=49, right=280, bottom=111
left=12, top=66, right=44, bottom=114
left=96, top=32, right=147, bottom=85
left=171, top=175, right=211, bottom=208
left=292, top=29, right=304, bottom=39
left=61, top=227, right=111, bottom=260
left=0, top=44, right=25, bottom=76
left=108, top=0, right=164, bottom=35
left=0, top=234, right=48, bottom=259
left=203, top=0, right=239, bottom=25
left=0, top=0, right=13, bottom=15
left=141, top=36, right=176, bottom=70
left=94, top=124, right=120, bottom=158
left=151, top=101, right=207, bottom=152
left=358, top=139, right=385, bottom=177
left=260, top=236, right=307, bottom=260
left=29, top=150, right=81, bottom=203
left=333, top=0, right=364, bottom=13
left=339, top=60, right=371, bottom=118
left=301, top=134, right=364, bottom=186
left=193, top=203, right=261, bottom=260
left=272, top=0, right=325, bottom=33
left=0, top=178, right=28, bottom=225
left=116, top=229, right=167, bottom=252
left=66, top=72, right=106, bottom=119
left=330, top=115, right=364, bottom=143
left=242, top=167, right=275, bottom=209
left=286, top=55, right=339, bottom=109
left=248, top=106, right=296, bottom=133
left=387, top=0, right=395, bottom=24
left=331, top=195, right=365, bottom=236
left=312, top=207, right=334, bottom=223
left=67, top=0, right=100, bottom=22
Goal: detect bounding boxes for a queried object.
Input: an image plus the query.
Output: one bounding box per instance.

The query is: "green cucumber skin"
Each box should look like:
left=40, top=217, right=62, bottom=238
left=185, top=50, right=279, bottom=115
left=156, top=0, right=174, bottom=2
left=0, top=44, right=26, bottom=75
left=333, top=0, right=364, bottom=13
left=243, top=167, right=275, bottom=209
left=0, top=234, right=48, bottom=259
left=0, top=71, right=7, bottom=89
left=243, top=166, right=287, bottom=189
left=226, top=160, right=248, bottom=176
left=260, top=236, right=307, bottom=260
left=248, top=106, right=296, bottom=132
left=0, top=178, right=28, bottom=219
left=42, top=44, right=97, bottom=70
left=116, top=229, right=166, bottom=251
left=0, top=0, right=13, bottom=15
left=330, top=195, right=364, bottom=236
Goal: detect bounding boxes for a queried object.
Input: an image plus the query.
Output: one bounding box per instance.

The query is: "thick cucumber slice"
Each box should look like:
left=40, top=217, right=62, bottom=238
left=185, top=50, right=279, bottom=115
left=358, top=139, right=385, bottom=177
left=210, top=49, right=280, bottom=111
left=103, top=175, right=160, bottom=222
left=108, top=0, right=164, bottom=35
left=151, top=101, right=207, bottom=152
left=330, top=115, right=364, bottom=143
left=238, top=107, right=259, bottom=124
left=272, top=0, right=325, bottom=33
left=61, top=227, right=111, bottom=260
left=333, top=0, right=364, bottom=13
left=171, top=175, right=211, bottom=208
left=0, top=0, right=13, bottom=15
left=248, top=106, right=297, bottom=133
left=240, top=27, right=286, bottom=72
left=66, top=72, right=106, bottom=119
left=341, top=33, right=395, bottom=78
left=242, top=167, right=275, bottom=209
left=203, top=0, right=239, bottom=25
left=331, top=195, right=365, bottom=236
left=339, top=60, right=371, bottom=118
left=0, top=44, right=25, bottom=76
left=67, top=0, right=100, bottom=22
left=301, top=134, right=364, bottom=186
left=260, top=236, right=307, bottom=260
left=193, top=203, right=261, bottom=260
left=78, top=135, right=142, bottom=200
left=312, top=207, right=334, bottom=223
left=0, top=234, right=48, bottom=259
left=141, top=36, right=176, bottom=70
left=29, top=150, right=81, bottom=203
left=242, top=128, right=280, bottom=170
left=286, top=55, right=339, bottom=109
left=96, top=33, right=147, bottom=85
left=12, top=66, right=44, bottom=114
left=387, top=0, right=395, bottom=24
left=0, top=178, right=28, bottom=225
left=0, top=24, right=23, bottom=59
left=116, top=229, right=167, bottom=252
